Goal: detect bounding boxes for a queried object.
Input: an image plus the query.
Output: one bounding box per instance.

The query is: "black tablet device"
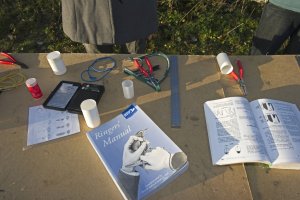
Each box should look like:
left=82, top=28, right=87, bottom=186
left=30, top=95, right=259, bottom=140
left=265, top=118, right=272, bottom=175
left=43, top=81, right=105, bottom=114
left=67, top=83, right=105, bottom=114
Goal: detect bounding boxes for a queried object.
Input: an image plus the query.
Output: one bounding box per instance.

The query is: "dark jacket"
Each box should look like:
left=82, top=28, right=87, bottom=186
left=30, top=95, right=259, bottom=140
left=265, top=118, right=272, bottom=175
left=61, top=0, right=158, bottom=45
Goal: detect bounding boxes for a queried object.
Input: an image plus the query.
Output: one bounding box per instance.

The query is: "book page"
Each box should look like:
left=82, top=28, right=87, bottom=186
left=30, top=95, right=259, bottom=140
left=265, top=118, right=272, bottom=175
left=250, top=99, right=300, bottom=168
left=204, top=97, right=269, bottom=165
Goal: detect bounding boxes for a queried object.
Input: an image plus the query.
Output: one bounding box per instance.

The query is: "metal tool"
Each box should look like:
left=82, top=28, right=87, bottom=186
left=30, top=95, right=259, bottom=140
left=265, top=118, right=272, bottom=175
left=133, top=57, right=153, bottom=78
left=132, top=56, right=159, bottom=90
left=123, top=52, right=170, bottom=92
left=169, top=56, right=181, bottom=128
left=0, top=52, right=28, bottom=69
left=230, top=60, right=247, bottom=96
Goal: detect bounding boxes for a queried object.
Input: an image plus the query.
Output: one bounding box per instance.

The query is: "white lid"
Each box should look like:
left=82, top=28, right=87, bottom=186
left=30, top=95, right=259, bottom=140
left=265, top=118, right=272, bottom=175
left=80, top=99, right=97, bottom=111
left=25, top=78, right=37, bottom=87
left=47, top=51, right=61, bottom=60
left=122, top=80, right=133, bottom=88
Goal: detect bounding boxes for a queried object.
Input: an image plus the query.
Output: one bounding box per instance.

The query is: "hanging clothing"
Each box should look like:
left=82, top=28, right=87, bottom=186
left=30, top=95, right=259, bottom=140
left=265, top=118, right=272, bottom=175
left=61, top=0, right=158, bottom=45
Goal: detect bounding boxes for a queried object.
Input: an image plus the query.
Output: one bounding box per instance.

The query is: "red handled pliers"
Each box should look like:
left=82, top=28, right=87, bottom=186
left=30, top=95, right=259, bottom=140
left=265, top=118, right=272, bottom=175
left=230, top=60, right=247, bottom=96
left=0, top=52, right=28, bottom=69
left=133, top=56, right=153, bottom=78
left=124, top=52, right=170, bottom=91
left=132, top=56, right=160, bottom=90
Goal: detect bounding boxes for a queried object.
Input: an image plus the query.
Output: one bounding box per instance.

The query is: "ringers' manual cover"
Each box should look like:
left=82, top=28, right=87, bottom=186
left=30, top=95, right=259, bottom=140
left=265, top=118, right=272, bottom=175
left=86, top=104, right=188, bottom=200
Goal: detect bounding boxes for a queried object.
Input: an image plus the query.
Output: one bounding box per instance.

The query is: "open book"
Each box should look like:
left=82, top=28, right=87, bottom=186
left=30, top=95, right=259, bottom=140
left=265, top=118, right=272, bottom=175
left=204, top=97, right=300, bottom=169
left=87, top=104, right=188, bottom=200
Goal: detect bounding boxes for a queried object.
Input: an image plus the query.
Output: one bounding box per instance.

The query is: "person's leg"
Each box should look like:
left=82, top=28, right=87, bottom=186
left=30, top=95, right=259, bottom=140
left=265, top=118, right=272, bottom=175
left=83, top=43, right=114, bottom=53
left=284, top=17, right=300, bottom=54
left=83, top=43, right=100, bottom=53
left=285, top=28, right=300, bottom=54
left=121, top=38, right=147, bottom=54
left=250, top=3, right=295, bottom=55
left=97, top=44, right=114, bottom=53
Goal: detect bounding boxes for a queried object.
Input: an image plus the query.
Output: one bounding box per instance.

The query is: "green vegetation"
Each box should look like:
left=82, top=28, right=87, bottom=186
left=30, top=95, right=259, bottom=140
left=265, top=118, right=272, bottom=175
left=0, top=0, right=264, bottom=55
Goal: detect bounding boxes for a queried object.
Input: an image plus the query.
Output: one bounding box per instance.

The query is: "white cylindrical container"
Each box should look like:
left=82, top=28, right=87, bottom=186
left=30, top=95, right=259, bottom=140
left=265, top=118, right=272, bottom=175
left=216, top=52, right=233, bottom=74
left=80, top=99, right=101, bottom=128
left=122, top=80, right=134, bottom=99
left=47, top=51, right=67, bottom=75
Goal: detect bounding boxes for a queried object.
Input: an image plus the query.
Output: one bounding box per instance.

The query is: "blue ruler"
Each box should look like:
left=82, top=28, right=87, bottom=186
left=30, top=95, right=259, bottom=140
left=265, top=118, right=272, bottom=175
left=169, top=56, right=181, bottom=128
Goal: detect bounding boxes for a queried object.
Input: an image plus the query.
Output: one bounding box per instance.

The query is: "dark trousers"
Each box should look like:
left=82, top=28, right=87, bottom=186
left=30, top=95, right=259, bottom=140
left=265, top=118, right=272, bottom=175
left=251, top=3, right=300, bottom=55
left=83, top=38, right=147, bottom=54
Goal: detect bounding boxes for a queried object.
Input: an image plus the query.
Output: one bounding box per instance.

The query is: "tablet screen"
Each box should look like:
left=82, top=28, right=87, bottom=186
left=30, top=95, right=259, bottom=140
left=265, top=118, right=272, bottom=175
left=46, top=83, right=79, bottom=109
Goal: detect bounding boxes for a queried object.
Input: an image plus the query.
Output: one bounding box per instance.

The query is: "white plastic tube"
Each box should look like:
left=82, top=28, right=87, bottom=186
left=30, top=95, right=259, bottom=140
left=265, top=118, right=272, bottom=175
left=122, top=80, right=134, bottom=99
left=47, top=51, right=67, bottom=75
left=216, top=52, right=233, bottom=74
left=80, top=99, right=100, bottom=128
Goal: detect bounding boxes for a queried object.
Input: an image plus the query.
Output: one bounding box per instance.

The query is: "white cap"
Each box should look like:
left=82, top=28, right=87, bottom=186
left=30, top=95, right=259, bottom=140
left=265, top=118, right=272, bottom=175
left=47, top=51, right=61, bottom=60
left=25, top=78, right=37, bottom=87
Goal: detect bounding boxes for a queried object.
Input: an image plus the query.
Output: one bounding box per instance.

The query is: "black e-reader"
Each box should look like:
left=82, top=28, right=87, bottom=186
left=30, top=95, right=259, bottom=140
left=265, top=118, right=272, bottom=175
left=43, top=81, right=105, bottom=114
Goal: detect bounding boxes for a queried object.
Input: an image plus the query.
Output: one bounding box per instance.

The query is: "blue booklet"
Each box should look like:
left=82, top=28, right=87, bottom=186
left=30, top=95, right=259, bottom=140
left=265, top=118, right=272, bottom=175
left=87, top=104, right=188, bottom=200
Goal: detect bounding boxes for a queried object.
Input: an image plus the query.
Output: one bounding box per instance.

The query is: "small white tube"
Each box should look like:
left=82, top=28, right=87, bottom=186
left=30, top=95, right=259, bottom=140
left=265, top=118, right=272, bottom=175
left=122, top=80, right=134, bottom=99
left=47, top=51, right=67, bottom=75
left=216, top=52, right=233, bottom=74
left=80, top=99, right=100, bottom=128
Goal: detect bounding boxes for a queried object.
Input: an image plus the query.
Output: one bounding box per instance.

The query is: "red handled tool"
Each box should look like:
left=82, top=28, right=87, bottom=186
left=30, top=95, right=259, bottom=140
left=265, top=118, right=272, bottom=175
left=123, top=52, right=170, bottom=91
left=133, top=56, right=154, bottom=78
left=229, top=60, right=247, bottom=96
left=132, top=56, right=159, bottom=90
left=0, top=52, right=28, bottom=69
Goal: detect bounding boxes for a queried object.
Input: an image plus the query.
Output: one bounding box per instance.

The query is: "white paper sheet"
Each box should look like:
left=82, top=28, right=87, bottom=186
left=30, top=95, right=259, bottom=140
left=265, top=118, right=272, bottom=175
left=27, top=105, right=80, bottom=146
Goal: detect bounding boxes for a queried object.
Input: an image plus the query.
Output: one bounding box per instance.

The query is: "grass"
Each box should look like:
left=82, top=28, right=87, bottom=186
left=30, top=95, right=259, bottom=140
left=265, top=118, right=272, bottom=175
left=0, top=0, right=264, bottom=55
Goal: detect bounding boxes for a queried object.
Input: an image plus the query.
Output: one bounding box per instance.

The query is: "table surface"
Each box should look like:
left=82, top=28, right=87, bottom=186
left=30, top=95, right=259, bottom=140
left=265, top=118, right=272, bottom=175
left=0, top=53, right=299, bottom=200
